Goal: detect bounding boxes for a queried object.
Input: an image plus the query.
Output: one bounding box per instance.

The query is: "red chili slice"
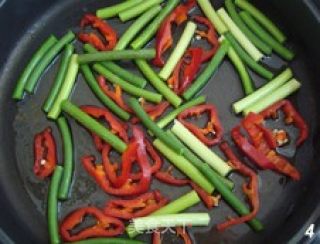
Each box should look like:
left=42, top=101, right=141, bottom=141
left=104, top=190, right=168, bottom=220
left=78, top=14, right=117, bottom=51
left=217, top=142, right=259, bottom=231
left=80, top=105, right=128, bottom=151
left=155, top=166, right=189, bottom=186
left=260, top=99, right=309, bottom=147
left=33, top=127, right=57, bottom=179
left=60, top=207, right=124, bottom=242
left=178, top=104, right=224, bottom=146
left=153, top=0, right=196, bottom=67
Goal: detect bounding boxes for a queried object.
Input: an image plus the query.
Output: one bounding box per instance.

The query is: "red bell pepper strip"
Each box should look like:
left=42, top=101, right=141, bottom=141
left=152, top=228, right=192, bottom=244
left=152, top=230, right=162, bottom=244
left=33, top=127, right=57, bottom=179
left=81, top=105, right=128, bottom=151
left=241, top=113, right=276, bottom=149
left=104, top=190, right=168, bottom=220
left=82, top=127, right=152, bottom=195
left=78, top=14, right=117, bottom=51
left=98, top=76, right=170, bottom=121
left=231, top=126, right=275, bottom=169
left=102, top=142, right=162, bottom=185
left=232, top=113, right=301, bottom=180
left=114, top=126, right=152, bottom=188
left=260, top=99, right=309, bottom=147
left=178, top=104, right=224, bottom=146
left=190, top=182, right=220, bottom=209
left=217, top=142, right=259, bottom=231
left=102, top=129, right=160, bottom=186
left=192, top=15, right=219, bottom=62
left=60, top=207, right=124, bottom=242
left=167, top=48, right=203, bottom=95
left=175, top=227, right=192, bottom=244
left=82, top=153, right=150, bottom=196
left=242, top=113, right=301, bottom=180
left=179, top=48, right=203, bottom=93
left=155, top=166, right=189, bottom=186
left=153, top=0, right=197, bottom=67
left=97, top=75, right=132, bottom=113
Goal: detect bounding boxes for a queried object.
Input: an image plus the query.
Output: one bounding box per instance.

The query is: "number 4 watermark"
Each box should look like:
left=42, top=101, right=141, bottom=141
left=305, top=224, right=315, bottom=239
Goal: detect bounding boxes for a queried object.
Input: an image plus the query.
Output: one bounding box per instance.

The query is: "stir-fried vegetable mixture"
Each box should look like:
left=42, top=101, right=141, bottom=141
left=12, top=0, right=309, bottom=243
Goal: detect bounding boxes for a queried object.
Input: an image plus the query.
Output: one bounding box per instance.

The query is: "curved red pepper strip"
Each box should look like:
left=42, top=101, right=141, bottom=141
left=33, top=127, right=57, bottom=179
left=102, top=133, right=161, bottom=185
left=167, top=58, right=183, bottom=93
left=242, top=113, right=276, bottom=149
left=190, top=182, right=220, bottom=209
left=104, top=190, right=168, bottom=220
left=81, top=105, right=128, bottom=151
left=97, top=75, right=132, bottom=113
left=178, top=104, right=224, bottom=146
left=153, top=0, right=196, bottom=67
left=231, top=126, right=277, bottom=170
left=101, top=127, right=152, bottom=189
left=241, top=113, right=301, bottom=180
left=260, top=99, right=309, bottom=147
left=152, top=231, right=162, bottom=244
left=155, top=166, right=189, bottom=186
left=192, top=15, right=219, bottom=62
left=82, top=153, right=151, bottom=196
left=98, top=76, right=170, bottom=121
left=179, top=48, right=203, bottom=93
left=175, top=227, right=192, bottom=244
left=78, top=14, right=117, bottom=51
left=152, top=227, right=192, bottom=244
left=60, top=207, right=124, bottom=242
left=168, top=48, right=204, bottom=95
left=155, top=167, right=219, bottom=209
left=217, top=142, right=259, bottom=231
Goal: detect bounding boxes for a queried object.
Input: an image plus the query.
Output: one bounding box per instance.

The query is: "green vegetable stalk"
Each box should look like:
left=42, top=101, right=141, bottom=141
left=156, top=96, right=206, bottom=129
left=96, top=0, right=144, bottom=19
left=83, top=44, right=147, bottom=88
left=131, top=0, right=180, bottom=49
left=115, top=5, right=162, bottom=50
left=118, top=0, right=164, bottom=22
left=153, top=139, right=215, bottom=194
left=48, top=54, right=79, bottom=120
left=93, top=64, right=162, bottom=103
left=12, top=35, right=58, bottom=100
left=243, top=78, right=301, bottom=115
left=77, top=49, right=156, bottom=64
left=48, top=166, right=63, bottom=244
left=171, top=120, right=232, bottom=177
left=57, top=117, right=74, bottom=200
left=159, top=21, right=197, bottom=80
left=135, top=60, right=182, bottom=107
left=80, top=64, right=131, bottom=121
left=235, top=0, right=287, bottom=43
left=61, top=100, right=127, bottom=153
left=132, top=213, right=210, bottom=233
left=127, top=190, right=201, bottom=238
left=217, top=8, right=263, bottom=61
left=43, top=44, right=74, bottom=112
left=25, top=31, right=75, bottom=93
left=233, top=68, right=292, bottom=114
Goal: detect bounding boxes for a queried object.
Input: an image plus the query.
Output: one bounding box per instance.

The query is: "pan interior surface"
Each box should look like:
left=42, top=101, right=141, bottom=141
left=0, top=0, right=319, bottom=243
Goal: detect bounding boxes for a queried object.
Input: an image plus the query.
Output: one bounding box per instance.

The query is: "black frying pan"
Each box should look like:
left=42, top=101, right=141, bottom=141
left=1, top=0, right=320, bottom=243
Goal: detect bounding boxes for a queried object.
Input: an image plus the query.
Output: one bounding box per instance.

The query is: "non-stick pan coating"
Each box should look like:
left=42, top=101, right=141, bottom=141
left=0, top=0, right=320, bottom=243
